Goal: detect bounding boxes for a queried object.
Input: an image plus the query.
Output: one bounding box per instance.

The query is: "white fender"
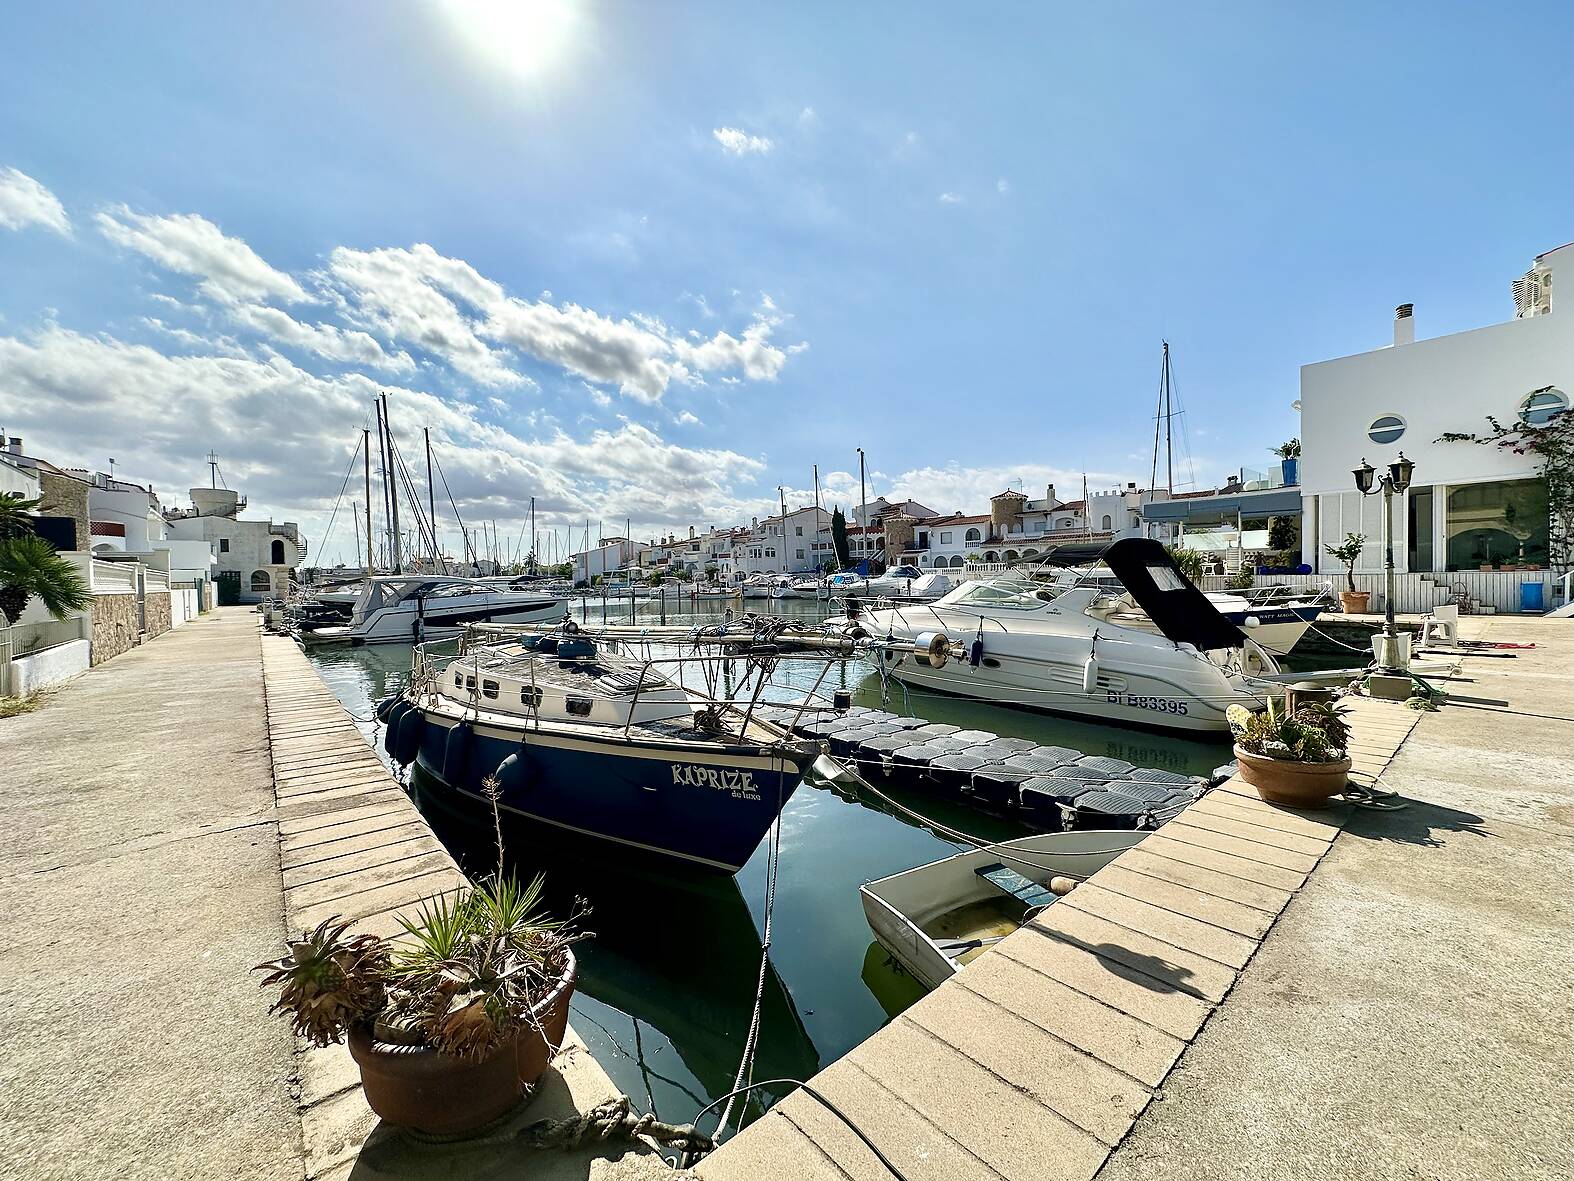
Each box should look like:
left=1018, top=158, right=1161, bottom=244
left=1082, top=655, right=1100, bottom=694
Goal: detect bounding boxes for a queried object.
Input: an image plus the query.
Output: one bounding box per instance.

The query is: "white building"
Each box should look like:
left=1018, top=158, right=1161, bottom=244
left=736, top=507, right=836, bottom=575
left=165, top=484, right=306, bottom=602
left=571, top=536, right=635, bottom=585
left=1300, top=244, right=1571, bottom=576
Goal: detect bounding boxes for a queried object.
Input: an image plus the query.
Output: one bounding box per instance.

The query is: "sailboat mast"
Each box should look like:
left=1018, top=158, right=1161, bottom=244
left=857, top=448, right=867, bottom=568
left=530, top=496, right=537, bottom=575
left=362, top=428, right=374, bottom=573
left=1163, top=342, right=1175, bottom=495
left=380, top=394, right=403, bottom=572
left=425, top=427, right=441, bottom=573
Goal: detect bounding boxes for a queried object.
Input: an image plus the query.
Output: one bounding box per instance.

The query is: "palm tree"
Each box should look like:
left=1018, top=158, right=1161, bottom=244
left=0, top=492, right=42, bottom=539
left=0, top=535, right=92, bottom=626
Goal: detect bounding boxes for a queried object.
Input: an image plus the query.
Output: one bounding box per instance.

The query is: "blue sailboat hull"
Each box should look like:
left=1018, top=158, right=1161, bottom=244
left=412, top=712, right=812, bottom=874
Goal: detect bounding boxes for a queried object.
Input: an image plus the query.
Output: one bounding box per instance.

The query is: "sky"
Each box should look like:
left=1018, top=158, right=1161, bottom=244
left=2, top=2, right=1572, bottom=567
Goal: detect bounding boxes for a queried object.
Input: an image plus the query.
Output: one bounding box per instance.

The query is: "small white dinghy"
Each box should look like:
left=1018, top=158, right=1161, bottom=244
left=860, top=829, right=1149, bottom=990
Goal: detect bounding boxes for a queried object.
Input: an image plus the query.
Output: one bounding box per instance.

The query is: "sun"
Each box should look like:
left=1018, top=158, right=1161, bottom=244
left=439, top=0, right=579, bottom=80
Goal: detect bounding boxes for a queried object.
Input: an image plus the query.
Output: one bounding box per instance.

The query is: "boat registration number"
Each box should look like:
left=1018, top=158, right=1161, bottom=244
left=672, top=764, right=762, bottom=800
left=1107, top=692, right=1188, bottom=716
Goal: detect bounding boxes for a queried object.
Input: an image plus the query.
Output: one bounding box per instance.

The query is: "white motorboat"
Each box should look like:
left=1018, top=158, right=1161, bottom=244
left=861, top=830, right=1149, bottom=990
left=739, top=574, right=776, bottom=600
left=300, top=576, right=566, bottom=646
left=770, top=576, right=825, bottom=600
left=855, top=539, right=1276, bottom=733
left=694, top=583, right=741, bottom=600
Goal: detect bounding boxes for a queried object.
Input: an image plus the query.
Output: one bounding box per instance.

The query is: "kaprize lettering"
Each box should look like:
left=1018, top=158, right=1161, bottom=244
left=671, top=764, right=755, bottom=793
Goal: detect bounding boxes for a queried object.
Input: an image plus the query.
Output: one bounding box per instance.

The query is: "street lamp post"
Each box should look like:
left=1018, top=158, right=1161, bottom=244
left=1352, top=451, right=1416, bottom=671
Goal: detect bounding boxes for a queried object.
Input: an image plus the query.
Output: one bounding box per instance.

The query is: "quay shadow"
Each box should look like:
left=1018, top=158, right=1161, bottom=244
left=1019, top=922, right=1206, bottom=1001
left=1341, top=795, right=1492, bottom=849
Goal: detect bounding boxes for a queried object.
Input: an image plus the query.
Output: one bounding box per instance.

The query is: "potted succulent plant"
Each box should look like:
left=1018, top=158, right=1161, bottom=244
left=256, top=875, right=585, bottom=1135
left=1226, top=699, right=1352, bottom=807
left=1324, top=533, right=1369, bottom=613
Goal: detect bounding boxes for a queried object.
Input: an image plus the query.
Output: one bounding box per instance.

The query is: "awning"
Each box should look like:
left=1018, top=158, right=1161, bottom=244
left=1140, top=487, right=1303, bottom=523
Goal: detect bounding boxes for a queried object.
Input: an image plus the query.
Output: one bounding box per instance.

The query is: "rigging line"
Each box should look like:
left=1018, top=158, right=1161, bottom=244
left=315, top=433, right=365, bottom=570
left=387, top=434, right=441, bottom=561
left=717, top=720, right=786, bottom=1141
left=429, top=449, right=472, bottom=563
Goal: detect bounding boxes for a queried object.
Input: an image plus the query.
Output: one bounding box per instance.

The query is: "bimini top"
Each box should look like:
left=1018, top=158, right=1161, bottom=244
left=1099, top=538, right=1245, bottom=652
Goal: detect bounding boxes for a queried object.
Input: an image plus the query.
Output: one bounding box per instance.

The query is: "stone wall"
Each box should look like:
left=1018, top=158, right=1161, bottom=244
left=90, top=593, right=139, bottom=665
left=37, top=471, right=90, bottom=550
left=145, top=591, right=171, bottom=638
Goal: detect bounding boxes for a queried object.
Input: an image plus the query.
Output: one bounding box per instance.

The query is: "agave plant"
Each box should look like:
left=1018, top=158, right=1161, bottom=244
left=1228, top=697, right=1351, bottom=764
left=0, top=534, right=92, bottom=626
left=383, top=875, right=585, bottom=1063
left=254, top=917, right=390, bottom=1047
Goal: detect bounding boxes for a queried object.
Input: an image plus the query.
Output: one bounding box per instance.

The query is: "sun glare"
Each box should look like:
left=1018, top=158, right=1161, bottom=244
left=439, top=0, right=579, bottom=80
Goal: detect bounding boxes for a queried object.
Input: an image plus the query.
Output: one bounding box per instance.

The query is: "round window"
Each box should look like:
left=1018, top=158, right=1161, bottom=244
left=1521, top=388, right=1568, bottom=426
left=1367, top=415, right=1406, bottom=445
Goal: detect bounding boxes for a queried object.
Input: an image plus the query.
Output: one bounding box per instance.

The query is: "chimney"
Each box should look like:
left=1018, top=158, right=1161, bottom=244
left=1045, top=483, right=1056, bottom=505
left=689, top=525, right=695, bottom=539
left=1394, top=303, right=1414, bottom=346
left=6, top=437, right=19, bottom=455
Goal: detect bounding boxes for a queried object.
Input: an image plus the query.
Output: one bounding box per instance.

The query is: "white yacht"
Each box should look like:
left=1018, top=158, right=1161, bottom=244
left=852, top=539, right=1275, bottom=734
left=300, top=576, right=566, bottom=646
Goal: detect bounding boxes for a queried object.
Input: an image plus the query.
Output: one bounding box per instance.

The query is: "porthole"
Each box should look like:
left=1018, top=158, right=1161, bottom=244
left=1367, top=414, right=1406, bottom=445
left=520, top=686, right=543, bottom=708
left=565, top=697, right=593, bottom=717
left=1522, top=388, right=1568, bottom=426
left=481, top=679, right=499, bottom=700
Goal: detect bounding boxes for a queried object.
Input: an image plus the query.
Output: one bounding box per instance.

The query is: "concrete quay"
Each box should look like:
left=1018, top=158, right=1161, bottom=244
left=0, top=608, right=663, bottom=1181
left=699, top=623, right=1572, bottom=1181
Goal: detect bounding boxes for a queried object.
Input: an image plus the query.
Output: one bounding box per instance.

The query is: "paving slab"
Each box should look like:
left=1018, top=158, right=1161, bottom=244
left=0, top=609, right=301, bottom=1181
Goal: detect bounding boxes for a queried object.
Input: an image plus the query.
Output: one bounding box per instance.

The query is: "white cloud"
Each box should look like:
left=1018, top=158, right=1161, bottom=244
left=799, top=107, right=817, bottom=124
left=326, top=242, right=799, bottom=402
left=996, top=177, right=1010, bottom=195
left=0, top=167, right=70, bottom=235
left=938, top=192, right=963, bottom=205
left=326, top=243, right=523, bottom=388
left=0, top=324, right=770, bottom=564
left=675, top=410, right=699, bottom=425
left=228, top=303, right=415, bottom=374
left=713, top=127, right=773, bottom=156
left=96, top=206, right=306, bottom=304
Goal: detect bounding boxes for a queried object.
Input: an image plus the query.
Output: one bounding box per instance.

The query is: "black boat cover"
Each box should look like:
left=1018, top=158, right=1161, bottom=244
left=1100, top=538, right=1245, bottom=652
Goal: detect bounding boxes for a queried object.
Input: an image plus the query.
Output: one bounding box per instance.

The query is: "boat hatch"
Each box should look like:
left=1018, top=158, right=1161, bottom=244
left=975, top=863, right=1060, bottom=911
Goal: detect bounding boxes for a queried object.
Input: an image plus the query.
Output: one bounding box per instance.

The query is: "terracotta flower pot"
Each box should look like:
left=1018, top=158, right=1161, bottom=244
left=1338, top=590, right=1370, bottom=614
left=348, top=950, right=577, bottom=1135
left=1233, top=745, right=1351, bottom=809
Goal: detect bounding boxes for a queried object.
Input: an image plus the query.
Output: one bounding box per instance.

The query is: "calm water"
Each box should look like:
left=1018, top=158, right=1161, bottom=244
left=305, top=593, right=1356, bottom=1129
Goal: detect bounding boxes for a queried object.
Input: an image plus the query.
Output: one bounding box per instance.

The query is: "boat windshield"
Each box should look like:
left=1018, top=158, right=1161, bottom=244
left=942, top=579, right=1057, bottom=611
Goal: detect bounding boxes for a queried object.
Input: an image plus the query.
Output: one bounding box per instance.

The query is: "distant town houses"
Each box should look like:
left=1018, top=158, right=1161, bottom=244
left=1, top=437, right=306, bottom=697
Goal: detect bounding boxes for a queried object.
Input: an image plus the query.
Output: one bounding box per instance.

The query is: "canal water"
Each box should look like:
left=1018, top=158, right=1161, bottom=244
left=304, top=593, right=1361, bottom=1131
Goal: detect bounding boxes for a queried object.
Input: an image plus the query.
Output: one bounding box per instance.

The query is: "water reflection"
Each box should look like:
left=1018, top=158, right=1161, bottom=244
left=407, top=777, right=820, bottom=1126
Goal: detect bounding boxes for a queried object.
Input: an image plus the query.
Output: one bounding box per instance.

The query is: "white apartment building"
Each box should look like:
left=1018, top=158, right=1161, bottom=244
left=165, top=483, right=306, bottom=602
left=571, top=536, right=635, bottom=584
left=736, top=507, right=836, bottom=575
left=1300, top=244, right=1571, bottom=575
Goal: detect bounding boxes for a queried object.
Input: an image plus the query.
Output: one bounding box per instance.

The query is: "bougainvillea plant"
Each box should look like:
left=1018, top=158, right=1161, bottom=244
left=1436, top=391, right=1572, bottom=572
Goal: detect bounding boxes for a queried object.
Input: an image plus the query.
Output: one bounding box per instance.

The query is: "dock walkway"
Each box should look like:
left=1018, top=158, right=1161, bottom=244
left=258, top=630, right=663, bottom=1181
left=0, top=608, right=661, bottom=1181
left=697, top=696, right=1429, bottom=1181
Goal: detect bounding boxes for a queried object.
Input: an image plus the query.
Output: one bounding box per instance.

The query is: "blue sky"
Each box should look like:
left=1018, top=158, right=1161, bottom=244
left=2, top=2, right=1570, bottom=566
